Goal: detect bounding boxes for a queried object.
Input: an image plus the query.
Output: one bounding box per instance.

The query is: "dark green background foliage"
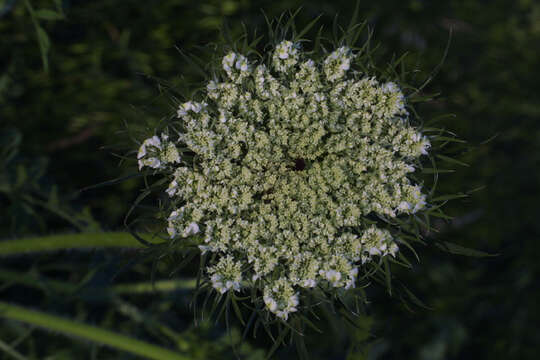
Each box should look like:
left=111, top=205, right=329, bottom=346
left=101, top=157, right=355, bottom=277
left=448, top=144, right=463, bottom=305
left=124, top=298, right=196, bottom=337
left=1, top=0, right=539, bottom=359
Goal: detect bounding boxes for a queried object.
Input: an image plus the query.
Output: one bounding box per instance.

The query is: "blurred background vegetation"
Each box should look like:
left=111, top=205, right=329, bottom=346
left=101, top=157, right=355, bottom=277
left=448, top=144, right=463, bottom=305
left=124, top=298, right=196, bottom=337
left=1, top=0, right=539, bottom=359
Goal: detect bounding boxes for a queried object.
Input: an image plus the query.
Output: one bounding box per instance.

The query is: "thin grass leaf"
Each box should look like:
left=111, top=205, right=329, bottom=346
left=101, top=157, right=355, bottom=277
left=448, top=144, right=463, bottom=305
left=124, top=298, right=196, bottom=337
left=421, top=168, right=455, bottom=174
left=124, top=177, right=168, bottom=227
left=249, top=33, right=264, bottom=52
left=337, top=308, right=363, bottom=331
left=391, top=253, right=413, bottom=269
left=242, top=310, right=258, bottom=341
left=435, top=241, right=497, bottom=257
left=298, top=314, right=322, bottom=334
left=430, top=135, right=467, bottom=144
left=293, top=318, right=309, bottom=360
left=345, top=0, right=361, bottom=43
left=410, top=28, right=452, bottom=96
left=467, top=185, right=486, bottom=195
left=428, top=155, right=440, bottom=197
left=331, top=12, right=340, bottom=45
left=0, top=302, right=189, bottom=360
left=408, top=92, right=441, bottom=103
left=168, top=251, right=197, bottom=277
left=283, top=7, right=303, bottom=38
left=0, top=338, right=28, bottom=360
left=426, top=200, right=450, bottom=213
left=21, top=194, right=87, bottom=231
left=294, top=14, right=323, bottom=41
left=230, top=295, right=245, bottom=326
left=265, top=325, right=290, bottom=360
left=399, top=283, right=432, bottom=310
left=35, top=26, right=50, bottom=72
left=348, top=21, right=367, bottom=48
left=397, top=229, right=425, bottom=244
left=200, top=287, right=215, bottom=321
left=260, top=10, right=275, bottom=44
left=253, top=316, right=271, bottom=341
left=7, top=324, right=35, bottom=349
left=431, top=193, right=468, bottom=202
left=210, top=294, right=226, bottom=323
left=480, top=133, right=499, bottom=145
left=174, top=46, right=207, bottom=79
left=295, top=335, right=309, bottom=360
left=383, top=257, right=392, bottom=296
left=436, top=154, right=469, bottom=167
left=429, top=210, right=454, bottom=220
left=76, top=173, right=143, bottom=194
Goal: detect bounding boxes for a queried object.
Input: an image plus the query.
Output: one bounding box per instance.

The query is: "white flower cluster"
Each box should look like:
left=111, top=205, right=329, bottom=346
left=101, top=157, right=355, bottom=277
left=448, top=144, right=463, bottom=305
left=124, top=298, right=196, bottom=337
left=272, top=40, right=300, bottom=73
left=209, top=255, right=243, bottom=294
left=137, top=134, right=181, bottom=170
left=138, top=40, right=431, bottom=320
left=263, top=278, right=299, bottom=320
left=222, top=52, right=251, bottom=83
left=323, top=46, right=352, bottom=82
left=167, top=209, right=200, bottom=238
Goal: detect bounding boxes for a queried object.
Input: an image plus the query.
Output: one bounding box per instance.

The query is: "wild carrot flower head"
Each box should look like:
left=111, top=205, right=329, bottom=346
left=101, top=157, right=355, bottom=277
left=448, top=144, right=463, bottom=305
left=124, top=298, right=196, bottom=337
left=137, top=37, right=433, bottom=321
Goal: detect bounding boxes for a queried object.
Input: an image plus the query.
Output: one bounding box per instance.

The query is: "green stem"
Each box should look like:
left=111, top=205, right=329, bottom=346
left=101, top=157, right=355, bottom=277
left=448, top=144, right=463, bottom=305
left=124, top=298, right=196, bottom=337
left=0, top=302, right=189, bottom=360
left=0, top=232, right=163, bottom=256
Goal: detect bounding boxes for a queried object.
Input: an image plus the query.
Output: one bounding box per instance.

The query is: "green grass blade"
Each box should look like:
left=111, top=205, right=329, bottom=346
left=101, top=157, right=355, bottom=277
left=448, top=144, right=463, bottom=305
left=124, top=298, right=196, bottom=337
left=436, top=154, right=470, bottom=167
left=0, top=232, right=163, bottom=256
left=0, top=302, right=189, bottom=360
left=0, top=338, right=28, bottom=360
left=435, top=241, right=497, bottom=257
